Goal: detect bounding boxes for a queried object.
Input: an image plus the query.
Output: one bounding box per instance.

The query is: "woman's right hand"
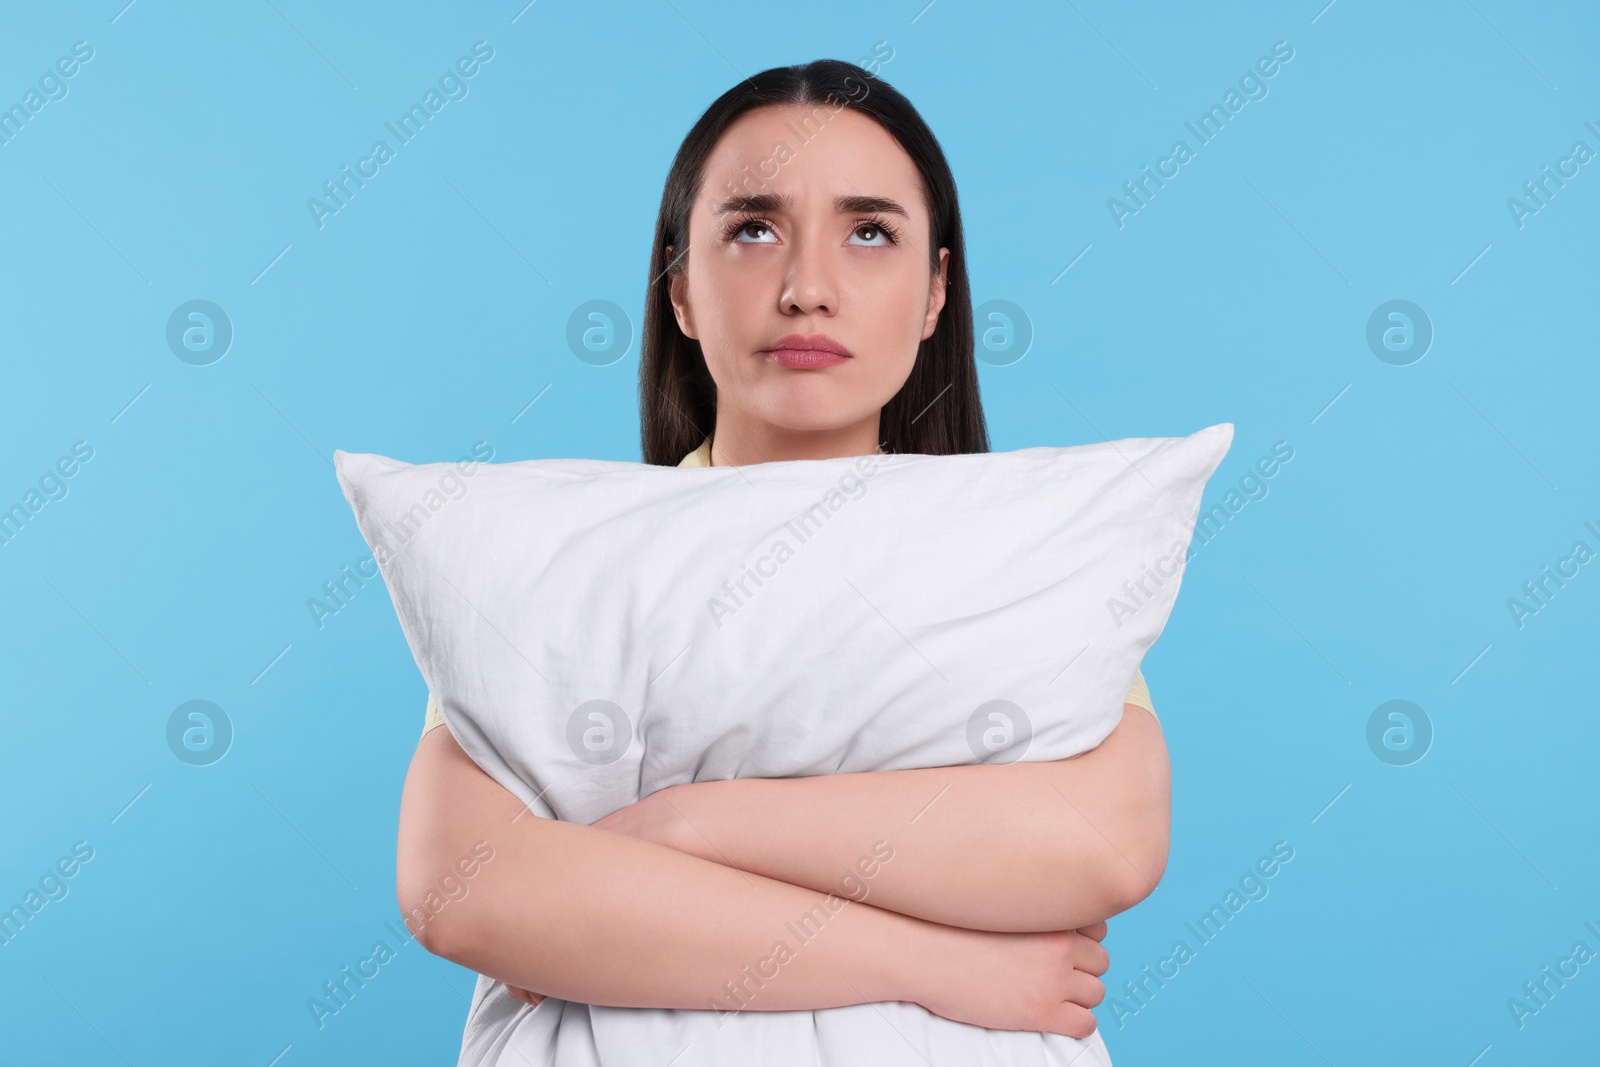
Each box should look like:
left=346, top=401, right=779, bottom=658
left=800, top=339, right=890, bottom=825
left=912, top=920, right=1110, bottom=1039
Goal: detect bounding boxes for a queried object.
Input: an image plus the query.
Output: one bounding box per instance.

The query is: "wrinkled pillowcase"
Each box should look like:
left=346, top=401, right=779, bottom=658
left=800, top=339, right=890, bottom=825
left=334, top=423, right=1233, bottom=825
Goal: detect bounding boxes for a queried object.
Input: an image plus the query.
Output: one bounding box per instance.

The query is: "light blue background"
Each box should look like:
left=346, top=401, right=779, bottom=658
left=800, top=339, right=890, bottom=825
left=2, top=0, right=1596, bottom=1063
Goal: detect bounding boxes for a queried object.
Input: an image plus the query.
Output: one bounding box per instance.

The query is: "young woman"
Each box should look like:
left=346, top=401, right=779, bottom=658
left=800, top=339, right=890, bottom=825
left=398, top=59, right=1170, bottom=1064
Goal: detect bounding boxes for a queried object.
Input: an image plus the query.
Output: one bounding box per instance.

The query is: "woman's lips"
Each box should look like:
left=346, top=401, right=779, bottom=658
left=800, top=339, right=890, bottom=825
left=761, top=333, right=853, bottom=369
left=764, top=348, right=850, bottom=369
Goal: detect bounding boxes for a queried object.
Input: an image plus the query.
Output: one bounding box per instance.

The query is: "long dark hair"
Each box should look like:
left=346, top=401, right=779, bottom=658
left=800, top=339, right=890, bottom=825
left=638, top=58, right=988, bottom=465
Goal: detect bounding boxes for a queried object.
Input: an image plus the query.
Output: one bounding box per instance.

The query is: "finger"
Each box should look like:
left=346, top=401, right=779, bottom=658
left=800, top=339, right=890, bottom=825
left=1050, top=1002, right=1099, bottom=1041
left=1064, top=969, right=1106, bottom=1011
left=1081, top=939, right=1111, bottom=977
left=1062, top=929, right=1110, bottom=977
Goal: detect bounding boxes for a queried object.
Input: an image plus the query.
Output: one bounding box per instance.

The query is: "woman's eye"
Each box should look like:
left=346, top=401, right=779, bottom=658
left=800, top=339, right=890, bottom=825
left=849, top=223, right=893, bottom=247
left=733, top=222, right=777, bottom=243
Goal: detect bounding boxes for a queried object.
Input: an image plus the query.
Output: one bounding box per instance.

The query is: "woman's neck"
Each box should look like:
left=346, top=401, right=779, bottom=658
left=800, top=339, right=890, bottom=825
left=708, top=420, right=884, bottom=466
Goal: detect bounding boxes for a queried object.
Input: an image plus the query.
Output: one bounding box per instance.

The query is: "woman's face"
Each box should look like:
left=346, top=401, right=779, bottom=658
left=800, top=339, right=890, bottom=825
left=668, top=102, right=948, bottom=454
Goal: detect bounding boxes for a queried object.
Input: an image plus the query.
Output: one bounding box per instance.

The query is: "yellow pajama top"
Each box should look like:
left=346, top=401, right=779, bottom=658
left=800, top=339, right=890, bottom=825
left=421, top=438, right=1158, bottom=736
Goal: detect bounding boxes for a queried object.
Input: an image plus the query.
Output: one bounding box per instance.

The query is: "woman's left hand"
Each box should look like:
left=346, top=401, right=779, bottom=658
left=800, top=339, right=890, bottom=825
left=506, top=984, right=545, bottom=1009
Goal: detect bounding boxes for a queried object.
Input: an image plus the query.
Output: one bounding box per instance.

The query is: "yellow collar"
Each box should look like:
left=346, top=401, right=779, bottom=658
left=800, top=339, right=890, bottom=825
left=678, top=437, right=884, bottom=467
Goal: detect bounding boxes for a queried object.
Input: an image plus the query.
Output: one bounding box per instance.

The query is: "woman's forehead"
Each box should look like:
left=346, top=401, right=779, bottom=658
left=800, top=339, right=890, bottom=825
left=699, top=104, right=926, bottom=212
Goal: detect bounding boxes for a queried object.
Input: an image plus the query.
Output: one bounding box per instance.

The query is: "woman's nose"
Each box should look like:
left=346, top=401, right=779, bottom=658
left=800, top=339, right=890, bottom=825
left=777, top=232, right=839, bottom=316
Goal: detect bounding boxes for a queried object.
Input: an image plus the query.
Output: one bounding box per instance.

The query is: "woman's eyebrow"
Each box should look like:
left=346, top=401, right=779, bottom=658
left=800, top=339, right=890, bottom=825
left=712, top=192, right=911, bottom=218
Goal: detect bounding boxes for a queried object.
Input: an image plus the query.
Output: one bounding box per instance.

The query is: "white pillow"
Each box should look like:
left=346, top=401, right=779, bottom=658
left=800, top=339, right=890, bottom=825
left=334, top=423, right=1232, bottom=828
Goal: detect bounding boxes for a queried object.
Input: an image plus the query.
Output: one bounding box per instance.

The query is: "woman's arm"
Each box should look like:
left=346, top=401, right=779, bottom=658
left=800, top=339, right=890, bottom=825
left=602, top=704, right=1170, bottom=933
left=398, top=724, right=1112, bottom=1035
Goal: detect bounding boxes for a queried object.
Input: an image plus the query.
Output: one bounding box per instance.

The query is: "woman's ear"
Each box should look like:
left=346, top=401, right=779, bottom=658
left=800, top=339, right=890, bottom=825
left=920, top=247, right=950, bottom=341
left=666, top=245, right=698, bottom=339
